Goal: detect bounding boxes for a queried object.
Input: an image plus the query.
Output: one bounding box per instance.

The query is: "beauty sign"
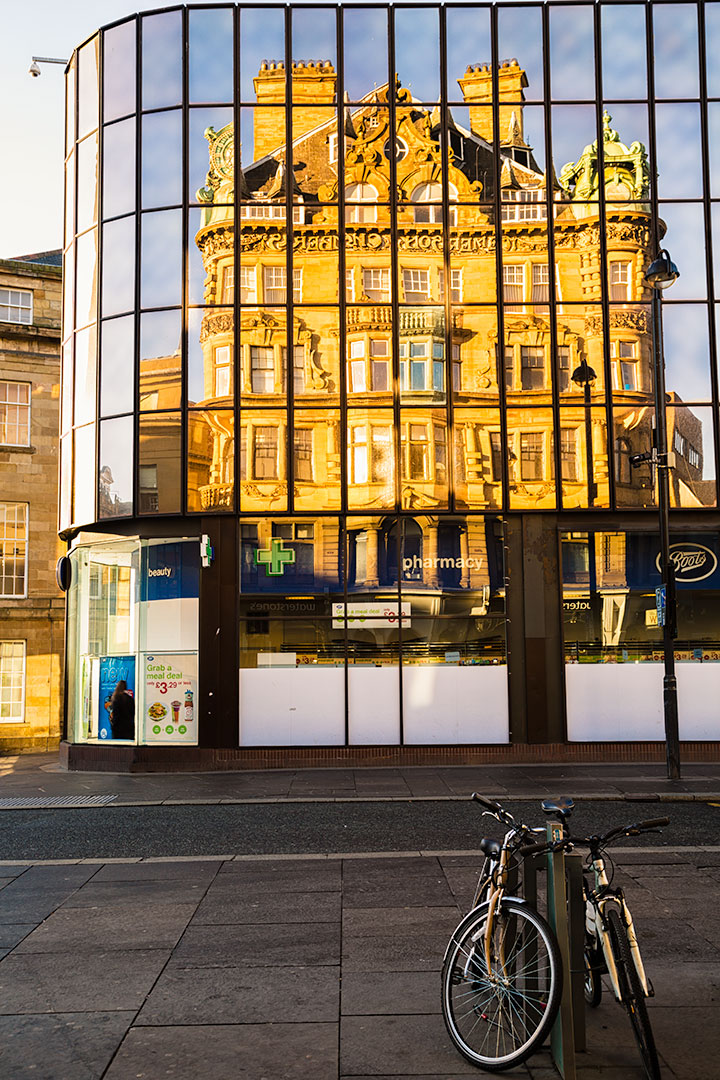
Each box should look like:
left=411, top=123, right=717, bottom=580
left=143, top=654, right=198, bottom=744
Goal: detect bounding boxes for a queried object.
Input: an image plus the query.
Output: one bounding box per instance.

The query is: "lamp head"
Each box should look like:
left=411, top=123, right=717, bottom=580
left=645, top=249, right=679, bottom=290
left=571, top=360, right=597, bottom=387
left=28, top=60, right=41, bottom=77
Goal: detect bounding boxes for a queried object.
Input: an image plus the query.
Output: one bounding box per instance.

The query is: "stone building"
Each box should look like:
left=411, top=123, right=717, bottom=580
left=0, top=252, right=64, bottom=752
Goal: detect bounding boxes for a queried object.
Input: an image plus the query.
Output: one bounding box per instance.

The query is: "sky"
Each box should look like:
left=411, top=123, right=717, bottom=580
left=0, top=0, right=550, bottom=260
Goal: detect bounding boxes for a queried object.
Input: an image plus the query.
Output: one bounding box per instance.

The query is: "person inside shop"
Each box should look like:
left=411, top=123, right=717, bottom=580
left=110, top=680, right=135, bottom=740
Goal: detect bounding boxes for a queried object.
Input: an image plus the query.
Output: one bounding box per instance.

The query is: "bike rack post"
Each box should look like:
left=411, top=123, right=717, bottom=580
left=521, top=830, right=586, bottom=1077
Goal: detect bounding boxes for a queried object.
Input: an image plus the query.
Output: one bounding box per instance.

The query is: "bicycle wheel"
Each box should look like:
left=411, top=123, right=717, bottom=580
left=441, top=897, right=563, bottom=1071
left=584, top=944, right=602, bottom=1008
left=606, top=906, right=660, bottom=1080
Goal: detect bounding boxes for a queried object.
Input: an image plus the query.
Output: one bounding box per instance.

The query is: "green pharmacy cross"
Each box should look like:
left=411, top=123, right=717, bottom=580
left=255, top=538, right=296, bottom=576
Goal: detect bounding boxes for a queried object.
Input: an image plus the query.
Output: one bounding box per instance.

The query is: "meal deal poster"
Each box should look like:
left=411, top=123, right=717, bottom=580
left=143, top=654, right=198, bottom=744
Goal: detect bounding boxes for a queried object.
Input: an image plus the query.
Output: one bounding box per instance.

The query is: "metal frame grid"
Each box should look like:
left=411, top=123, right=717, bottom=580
left=60, top=1, right=720, bottom=537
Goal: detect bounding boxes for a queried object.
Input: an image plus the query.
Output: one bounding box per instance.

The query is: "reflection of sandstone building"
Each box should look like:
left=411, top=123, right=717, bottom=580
left=190, top=60, right=706, bottom=575
left=0, top=254, right=64, bottom=751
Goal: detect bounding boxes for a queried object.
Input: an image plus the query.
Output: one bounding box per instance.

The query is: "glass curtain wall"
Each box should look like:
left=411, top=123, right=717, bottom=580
left=61, top=4, right=720, bottom=746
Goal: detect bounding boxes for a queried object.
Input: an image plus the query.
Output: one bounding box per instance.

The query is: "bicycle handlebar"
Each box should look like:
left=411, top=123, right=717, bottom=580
left=518, top=816, right=670, bottom=858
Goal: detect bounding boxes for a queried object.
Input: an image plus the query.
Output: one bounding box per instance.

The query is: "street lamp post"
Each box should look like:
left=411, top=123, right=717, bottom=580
left=571, top=359, right=598, bottom=507
left=644, top=249, right=681, bottom=781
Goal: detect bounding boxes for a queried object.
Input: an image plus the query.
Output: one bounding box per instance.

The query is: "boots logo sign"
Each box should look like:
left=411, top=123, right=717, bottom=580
left=655, top=543, right=717, bottom=582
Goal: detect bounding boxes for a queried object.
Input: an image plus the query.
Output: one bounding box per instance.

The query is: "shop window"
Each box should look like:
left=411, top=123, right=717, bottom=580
left=250, top=346, right=274, bottom=393
left=402, top=268, right=430, bottom=302
left=362, top=267, right=390, bottom=301
left=294, top=428, right=313, bottom=481
left=521, top=346, right=545, bottom=390
left=609, top=260, right=631, bottom=301
left=0, top=288, right=32, bottom=325
left=221, top=264, right=234, bottom=305
left=490, top=431, right=503, bottom=482
left=439, top=268, right=462, bottom=302
left=371, top=339, right=389, bottom=391
left=263, top=265, right=287, bottom=304
left=0, top=502, right=27, bottom=598
left=520, top=431, right=544, bottom=480
left=503, top=265, right=524, bottom=311
left=214, top=345, right=232, bottom=398
left=402, top=423, right=429, bottom=480
left=239, top=266, right=257, bottom=303
left=434, top=424, right=447, bottom=482
left=560, top=427, right=578, bottom=481
left=0, top=381, right=31, bottom=446
left=0, top=641, right=25, bottom=722
left=531, top=263, right=549, bottom=310
left=557, top=347, right=571, bottom=392
left=139, top=464, right=159, bottom=512
left=253, top=426, right=278, bottom=479
left=611, top=341, right=637, bottom=390
left=501, top=189, right=545, bottom=222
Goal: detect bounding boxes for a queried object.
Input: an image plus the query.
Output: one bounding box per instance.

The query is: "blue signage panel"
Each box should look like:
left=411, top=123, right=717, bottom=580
left=626, top=533, right=720, bottom=591
left=142, top=542, right=199, bottom=603
left=98, top=655, right=135, bottom=741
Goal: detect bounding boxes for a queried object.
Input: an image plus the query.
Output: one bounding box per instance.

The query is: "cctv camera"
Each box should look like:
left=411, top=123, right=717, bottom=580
left=28, top=61, right=41, bottom=77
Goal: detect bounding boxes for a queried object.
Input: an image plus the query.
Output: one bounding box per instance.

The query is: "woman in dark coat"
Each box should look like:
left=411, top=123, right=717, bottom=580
left=110, top=680, right=135, bottom=740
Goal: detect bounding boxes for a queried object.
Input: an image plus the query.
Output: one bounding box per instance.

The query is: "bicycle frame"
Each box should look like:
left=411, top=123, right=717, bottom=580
left=585, top=854, right=652, bottom=1000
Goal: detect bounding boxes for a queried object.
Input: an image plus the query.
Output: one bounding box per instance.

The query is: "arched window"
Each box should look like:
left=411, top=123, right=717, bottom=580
left=411, top=183, right=457, bottom=225
left=345, top=183, right=378, bottom=223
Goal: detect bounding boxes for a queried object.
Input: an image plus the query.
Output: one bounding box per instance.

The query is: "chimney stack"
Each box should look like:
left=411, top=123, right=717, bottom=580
left=458, top=59, right=528, bottom=146
left=252, top=60, right=337, bottom=161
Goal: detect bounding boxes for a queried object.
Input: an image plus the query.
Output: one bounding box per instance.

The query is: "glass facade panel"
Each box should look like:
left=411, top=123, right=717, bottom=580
left=73, top=324, right=98, bottom=428
left=549, top=4, right=595, bottom=101
left=138, top=412, right=182, bottom=514
left=140, top=209, right=183, bottom=309
left=601, top=5, right=647, bottom=100
left=188, top=7, right=234, bottom=104
left=142, top=10, right=182, bottom=111
left=140, top=309, right=182, bottom=411
left=100, top=316, right=134, bottom=418
left=653, top=3, right=700, bottom=100
left=103, top=117, right=136, bottom=220
left=394, top=7, right=440, bottom=104
left=101, top=215, right=135, bottom=317
left=141, top=110, right=183, bottom=209
left=188, top=409, right=235, bottom=513
left=76, top=132, right=98, bottom=234
left=103, top=18, right=136, bottom=123
left=99, top=416, right=134, bottom=518
left=347, top=409, right=395, bottom=509
left=77, top=37, right=99, bottom=140
left=343, top=7, right=388, bottom=103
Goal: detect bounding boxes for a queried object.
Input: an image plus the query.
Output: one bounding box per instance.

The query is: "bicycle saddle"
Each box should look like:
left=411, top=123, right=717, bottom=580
left=541, top=796, right=575, bottom=820
left=480, top=837, right=502, bottom=859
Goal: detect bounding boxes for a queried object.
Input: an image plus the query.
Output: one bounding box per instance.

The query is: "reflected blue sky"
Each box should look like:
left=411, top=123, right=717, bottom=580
left=552, top=105, right=597, bottom=177
left=707, top=3, right=720, bottom=97
left=662, top=304, right=712, bottom=403
left=653, top=4, right=699, bottom=99
left=141, top=10, right=182, bottom=111
left=498, top=5, right=544, bottom=99
left=240, top=7, right=285, bottom=102
left=394, top=7, right=440, bottom=102
left=601, top=5, right=647, bottom=100
left=659, top=203, right=707, bottom=302
left=343, top=8, right=388, bottom=101
left=292, top=7, right=337, bottom=76
left=446, top=7, right=491, bottom=100
left=189, top=7, right=234, bottom=105
left=655, top=104, right=702, bottom=200
left=549, top=5, right=595, bottom=101
left=141, top=109, right=182, bottom=209
left=140, top=209, right=182, bottom=309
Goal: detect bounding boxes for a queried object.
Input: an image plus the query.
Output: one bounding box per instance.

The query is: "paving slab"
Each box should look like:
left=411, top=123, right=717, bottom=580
left=192, top=886, right=341, bottom=924
left=342, top=907, right=458, bottom=973
left=0, top=949, right=170, bottom=1013
left=170, top=919, right=341, bottom=968
left=0, top=1011, right=135, bottom=1080
left=341, top=971, right=440, bottom=1016
left=13, top=902, right=199, bottom=953
left=103, top=1022, right=338, bottom=1080
left=136, top=964, right=340, bottom=1025
left=340, top=1013, right=483, bottom=1076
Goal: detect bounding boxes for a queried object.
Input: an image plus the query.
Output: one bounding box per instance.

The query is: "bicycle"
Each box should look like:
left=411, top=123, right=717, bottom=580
left=441, top=793, right=563, bottom=1072
left=529, top=797, right=669, bottom=1080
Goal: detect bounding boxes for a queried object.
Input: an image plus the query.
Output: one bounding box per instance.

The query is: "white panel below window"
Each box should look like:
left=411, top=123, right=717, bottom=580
left=142, top=598, right=198, bottom=652
left=402, top=666, right=509, bottom=744
left=240, top=668, right=345, bottom=745
left=348, top=667, right=399, bottom=744
left=568, top=662, right=720, bottom=741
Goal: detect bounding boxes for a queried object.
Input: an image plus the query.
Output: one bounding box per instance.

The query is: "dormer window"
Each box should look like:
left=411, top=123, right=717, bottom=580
left=345, top=183, right=378, bottom=223
left=411, top=183, right=457, bottom=226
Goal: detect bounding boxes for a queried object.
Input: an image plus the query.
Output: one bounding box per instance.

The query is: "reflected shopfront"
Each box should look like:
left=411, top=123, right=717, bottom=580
left=60, top=4, right=720, bottom=767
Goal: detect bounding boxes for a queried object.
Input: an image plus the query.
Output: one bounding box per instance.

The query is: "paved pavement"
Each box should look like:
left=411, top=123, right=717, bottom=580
left=0, top=753, right=718, bottom=1078
left=2, top=752, right=720, bottom=806
left=0, top=849, right=718, bottom=1079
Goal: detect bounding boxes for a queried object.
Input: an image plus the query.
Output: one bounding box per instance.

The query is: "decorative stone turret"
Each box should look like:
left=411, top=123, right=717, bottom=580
left=458, top=59, right=528, bottom=145
left=253, top=60, right=336, bottom=161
